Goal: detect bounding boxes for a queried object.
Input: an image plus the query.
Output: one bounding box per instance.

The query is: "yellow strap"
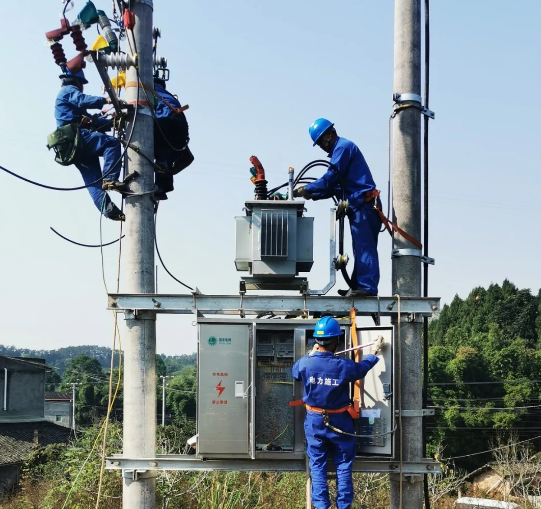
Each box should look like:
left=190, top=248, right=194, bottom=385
left=350, top=308, right=361, bottom=418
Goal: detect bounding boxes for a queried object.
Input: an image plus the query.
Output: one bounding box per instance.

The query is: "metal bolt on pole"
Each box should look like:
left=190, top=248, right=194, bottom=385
left=123, top=0, right=157, bottom=507
left=390, top=0, right=423, bottom=508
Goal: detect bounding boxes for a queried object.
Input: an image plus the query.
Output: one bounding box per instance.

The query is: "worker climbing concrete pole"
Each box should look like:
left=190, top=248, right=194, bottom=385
left=390, top=0, right=424, bottom=508
left=122, top=0, right=157, bottom=507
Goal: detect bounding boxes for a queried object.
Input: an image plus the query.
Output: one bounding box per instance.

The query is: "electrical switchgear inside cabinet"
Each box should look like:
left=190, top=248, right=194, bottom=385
left=197, top=320, right=394, bottom=460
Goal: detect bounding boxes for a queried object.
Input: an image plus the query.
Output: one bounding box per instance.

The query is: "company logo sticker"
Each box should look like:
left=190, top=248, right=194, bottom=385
left=208, top=336, right=217, bottom=346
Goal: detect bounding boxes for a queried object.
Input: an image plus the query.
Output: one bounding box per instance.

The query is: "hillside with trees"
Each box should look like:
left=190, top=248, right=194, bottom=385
left=0, top=344, right=196, bottom=375
left=427, top=280, right=541, bottom=468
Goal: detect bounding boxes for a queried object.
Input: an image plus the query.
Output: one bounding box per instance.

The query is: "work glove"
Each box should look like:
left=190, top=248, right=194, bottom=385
left=293, top=186, right=312, bottom=199
left=336, top=200, right=349, bottom=221
left=373, top=335, right=385, bottom=353
left=308, top=343, right=319, bottom=356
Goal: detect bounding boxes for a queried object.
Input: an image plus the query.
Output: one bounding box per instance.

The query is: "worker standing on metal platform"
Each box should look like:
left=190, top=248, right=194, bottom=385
left=52, top=69, right=125, bottom=220
left=292, top=316, right=383, bottom=509
left=294, top=118, right=381, bottom=296
left=153, top=76, right=194, bottom=200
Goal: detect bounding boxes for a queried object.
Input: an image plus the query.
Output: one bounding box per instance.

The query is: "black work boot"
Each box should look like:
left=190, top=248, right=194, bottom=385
left=338, top=289, right=373, bottom=297
left=105, top=204, right=125, bottom=221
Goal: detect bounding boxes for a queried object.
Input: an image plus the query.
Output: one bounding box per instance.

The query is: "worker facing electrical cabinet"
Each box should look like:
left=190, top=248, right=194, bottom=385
left=50, top=69, right=126, bottom=220
left=292, top=316, right=384, bottom=509
left=294, top=118, right=382, bottom=297
left=196, top=319, right=393, bottom=465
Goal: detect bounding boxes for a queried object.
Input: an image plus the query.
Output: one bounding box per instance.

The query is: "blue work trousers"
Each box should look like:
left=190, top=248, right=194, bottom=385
left=75, top=129, right=121, bottom=214
left=349, top=201, right=381, bottom=295
left=305, top=411, right=356, bottom=509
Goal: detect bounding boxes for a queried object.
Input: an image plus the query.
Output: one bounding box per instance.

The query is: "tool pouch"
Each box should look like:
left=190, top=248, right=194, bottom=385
left=46, top=124, right=83, bottom=166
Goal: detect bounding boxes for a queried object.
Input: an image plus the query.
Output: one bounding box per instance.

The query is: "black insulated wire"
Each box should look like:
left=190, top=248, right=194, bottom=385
left=154, top=205, right=194, bottom=291
left=50, top=227, right=124, bottom=248
left=423, top=1, right=431, bottom=508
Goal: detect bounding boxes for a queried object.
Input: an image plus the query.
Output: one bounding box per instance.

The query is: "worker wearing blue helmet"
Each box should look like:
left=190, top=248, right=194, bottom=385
left=292, top=316, right=383, bottom=509
left=54, top=69, right=125, bottom=220
left=294, top=119, right=381, bottom=296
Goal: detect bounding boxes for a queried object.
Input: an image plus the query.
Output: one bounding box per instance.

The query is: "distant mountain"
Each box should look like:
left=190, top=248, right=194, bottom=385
left=0, top=344, right=196, bottom=375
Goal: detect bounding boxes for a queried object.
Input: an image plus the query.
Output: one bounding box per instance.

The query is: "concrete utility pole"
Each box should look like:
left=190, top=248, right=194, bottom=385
left=390, top=0, right=423, bottom=508
left=160, top=375, right=172, bottom=426
left=123, top=0, right=156, bottom=507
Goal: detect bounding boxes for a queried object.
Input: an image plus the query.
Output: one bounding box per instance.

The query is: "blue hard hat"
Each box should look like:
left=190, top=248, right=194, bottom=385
left=313, top=316, right=343, bottom=345
left=309, top=118, right=334, bottom=146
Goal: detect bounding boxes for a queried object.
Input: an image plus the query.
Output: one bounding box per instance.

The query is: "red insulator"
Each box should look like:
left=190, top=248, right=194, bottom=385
left=70, top=25, right=87, bottom=52
left=45, top=19, right=70, bottom=41
left=51, top=43, right=67, bottom=66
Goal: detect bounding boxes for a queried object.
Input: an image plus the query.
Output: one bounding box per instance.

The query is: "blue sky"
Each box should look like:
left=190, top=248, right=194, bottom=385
left=0, top=1, right=539, bottom=355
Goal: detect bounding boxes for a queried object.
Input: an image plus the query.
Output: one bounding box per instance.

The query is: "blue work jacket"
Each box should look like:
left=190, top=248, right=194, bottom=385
left=305, top=137, right=376, bottom=211
left=292, top=351, right=379, bottom=410
left=55, top=85, right=108, bottom=129
left=154, top=84, right=181, bottom=119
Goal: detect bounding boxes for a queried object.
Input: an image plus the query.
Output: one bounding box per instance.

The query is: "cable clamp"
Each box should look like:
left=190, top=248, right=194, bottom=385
left=395, top=409, right=435, bottom=417
left=393, top=92, right=435, bottom=119
left=122, top=469, right=157, bottom=480
left=391, top=248, right=435, bottom=265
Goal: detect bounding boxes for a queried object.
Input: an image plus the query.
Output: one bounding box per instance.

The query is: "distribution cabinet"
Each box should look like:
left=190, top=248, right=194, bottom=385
left=197, top=319, right=394, bottom=460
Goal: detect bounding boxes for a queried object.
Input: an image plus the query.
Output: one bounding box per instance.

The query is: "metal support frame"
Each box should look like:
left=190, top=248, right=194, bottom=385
left=108, top=293, right=440, bottom=317
left=106, top=455, right=441, bottom=474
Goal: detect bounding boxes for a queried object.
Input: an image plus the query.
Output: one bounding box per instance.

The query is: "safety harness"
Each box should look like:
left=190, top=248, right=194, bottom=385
left=365, top=189, right=422, bottom=249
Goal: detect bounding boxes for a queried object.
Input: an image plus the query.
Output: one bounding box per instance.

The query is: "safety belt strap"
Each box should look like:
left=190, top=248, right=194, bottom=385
left=305, top=404, right=351, bottom=414
left=365, top=189, right=422, bottom=249
left=350, top=308, right=361, bottom=419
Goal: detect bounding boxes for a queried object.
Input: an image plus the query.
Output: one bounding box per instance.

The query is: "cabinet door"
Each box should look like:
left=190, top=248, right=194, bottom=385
left=198, top=324, right=250, bottom=457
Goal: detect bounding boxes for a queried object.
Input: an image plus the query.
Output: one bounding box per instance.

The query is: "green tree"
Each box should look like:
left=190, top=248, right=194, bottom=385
left=61, top=355, right=106, bottom=426
left=167, top=365, right=197, bottom=420
left=45, top=370, right=62, bottom=392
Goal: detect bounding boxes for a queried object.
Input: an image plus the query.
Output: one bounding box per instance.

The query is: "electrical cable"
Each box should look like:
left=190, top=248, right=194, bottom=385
left=154, top=202, right=194, bottom=291
left=444, top=435, right=541, bottom=461
left=95, top=43, right=128, bottom=506
left=423, top=1, right=431, bottom=508
left=396, top=294, right=403, bottom=509
left=60, top=322, right=123, bottom=509
left=0, top=110, right=136, bottom=192
left=50, top=227, right=124, bottom=247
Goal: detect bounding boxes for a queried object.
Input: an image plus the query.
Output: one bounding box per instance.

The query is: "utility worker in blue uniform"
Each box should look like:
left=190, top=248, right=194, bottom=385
left=294, top=119, right=381, bottom=296
left=54, top=69, right=125, bottom=220
left=153, top=77, right=194, bottom=200
left=292, top=316, right=384, bottom=509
